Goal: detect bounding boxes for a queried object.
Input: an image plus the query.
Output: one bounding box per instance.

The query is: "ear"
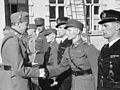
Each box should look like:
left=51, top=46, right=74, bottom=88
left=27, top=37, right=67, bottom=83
left=116, top=22, right=120, bottom=31
left=76, top=28, right=80, bottom=35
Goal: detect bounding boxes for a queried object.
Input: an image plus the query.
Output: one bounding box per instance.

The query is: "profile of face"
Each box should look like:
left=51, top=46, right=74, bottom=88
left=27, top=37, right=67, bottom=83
left=27, top=28, right=35, bottom=35
left=67, top=27, right=80, bottom=40
left=37, top=26, right=45, bottom=33
left=57, top=24, right=67, bottom=38
left=18, top=22, right=28, bottom=34
left=101, top=22, right=120, bottom=40
left=46, top=33, right=56, bottom=43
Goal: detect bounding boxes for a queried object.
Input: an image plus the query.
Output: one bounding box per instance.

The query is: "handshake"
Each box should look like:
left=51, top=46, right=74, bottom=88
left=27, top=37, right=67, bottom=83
left=31, top=62, right=49, bottom=78
left=39, top=68, right=49, bottom=78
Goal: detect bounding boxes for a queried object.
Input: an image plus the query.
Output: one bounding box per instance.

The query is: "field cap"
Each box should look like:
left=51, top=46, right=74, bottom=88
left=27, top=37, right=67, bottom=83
left=65, top=19, right=84, bottom=31
left=34, top=17, right=44, bottom=26
left=44, top=28, right=57, bottom=36
left=11, top=11, right=28, bottom=23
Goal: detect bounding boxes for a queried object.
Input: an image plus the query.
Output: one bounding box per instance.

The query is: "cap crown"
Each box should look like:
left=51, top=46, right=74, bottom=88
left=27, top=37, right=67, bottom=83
left=65, top=19, right=84, bottom=31
left=34, top=17, right=44, bottom=26
left=56, top=17, right=69, bottom=28
left=11, top=11, right=28, bottom=23
left=44, top=28, right=57, bottom=36
left=99, top=9, right=120, bottom=24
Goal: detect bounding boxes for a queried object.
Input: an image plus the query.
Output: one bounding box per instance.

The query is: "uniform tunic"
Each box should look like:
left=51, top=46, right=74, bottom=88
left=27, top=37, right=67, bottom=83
left=0, top=32, right=42, bottom=90
left=98, top=39, right=120, bottom=90
left=48, top=38, right=99, bottom=90
left=34, top=31, right=48, bottom=65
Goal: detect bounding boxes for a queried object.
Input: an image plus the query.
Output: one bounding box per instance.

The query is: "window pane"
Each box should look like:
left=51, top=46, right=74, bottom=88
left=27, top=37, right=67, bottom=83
left=94, top=6, right=99, bottom=14
left=59, top=6, right=64, bottom=17
left=50, top=6, right=56, bottom=18
left=86, top=0, right=91, bottom=3
left=94, top=0, right=99, bottom=3
left=11, top=4, right=18, bottom=13
left=49, top=0, right=56, bottom=3
left=86, top=5, right=90, bottom=17
left=58, top=0, right=64, bottom=4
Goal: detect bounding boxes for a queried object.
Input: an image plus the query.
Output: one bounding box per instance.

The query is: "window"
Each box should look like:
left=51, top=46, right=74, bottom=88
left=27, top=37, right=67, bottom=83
left=94, top=6, right=99, bottom=14
left=59, top=6, right=64, bottom=17
left=49, top=0, right=65, bottom=27
left=50, top=6, right=56, bottom=18
left=85, top=0, right=99, bottom=32
left=49, top=0, right=64, bottom=20
left=4, top=0, right=28, bottom=26
left=11, top=4, right=18, bottom=13
left=58, top=0, right=64, bottom=4
left=49, top=0, right=56, bottom=4
left=86, top=0, right=92, bottom=3
left=94, top=0, right=99, bottom=3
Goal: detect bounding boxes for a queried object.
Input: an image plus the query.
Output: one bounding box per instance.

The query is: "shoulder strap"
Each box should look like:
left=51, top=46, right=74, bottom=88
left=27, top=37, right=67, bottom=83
left=68, top=47, right=82, bottom=70
left=1, top=36, right=14, bottom=54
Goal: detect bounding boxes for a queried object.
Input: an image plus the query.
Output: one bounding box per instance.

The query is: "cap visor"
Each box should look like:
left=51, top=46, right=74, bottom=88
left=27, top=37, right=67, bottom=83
left=56, top=23, right=66, bottom=28
left=98, top=19, right=117, bottom=24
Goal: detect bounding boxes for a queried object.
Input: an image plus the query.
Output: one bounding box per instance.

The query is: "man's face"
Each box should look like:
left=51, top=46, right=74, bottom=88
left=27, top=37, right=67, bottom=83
left=101, top=22, right=119, bottom=40
left=57, top=24, right=67, bottom=38
left=18, top=22, right=28, bottom=34
left=67, top=27, right=79, bottom=40
left=46, top=33, right=56, bottom=43
left=27, top=28, right=35, bottom=35
left=36, top=26, right=45, bottom=33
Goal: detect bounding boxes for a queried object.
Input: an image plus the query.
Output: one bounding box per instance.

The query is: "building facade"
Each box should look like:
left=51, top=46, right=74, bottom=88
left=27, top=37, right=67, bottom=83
left=0, top=0, right=120, bottom=63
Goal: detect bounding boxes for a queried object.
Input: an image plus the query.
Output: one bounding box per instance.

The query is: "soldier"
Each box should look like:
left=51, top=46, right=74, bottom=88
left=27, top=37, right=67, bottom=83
left=32, top=17, right=49, bottom=90
left=47, top=19, right=99, bottom=90
left=44, top=28, right=58, bottom=67
left=98, top=9, right=120, bottom=90
left=54, top=17, right=72, bottom=90
left=34, top=17, right=48, bottom=65
left=27, top=24, right=37, bottom=62
left=44, top=28, right=59, bottom=90
left=0, top=11, right=45, bottom=90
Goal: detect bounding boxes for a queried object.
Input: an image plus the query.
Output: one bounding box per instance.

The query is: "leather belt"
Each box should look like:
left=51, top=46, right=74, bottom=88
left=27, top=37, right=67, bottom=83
left=72, top=69, right=92, bottom=76
left=98, top=79, right=120, bottom=88
left=0, top=65, right=11, bottom=70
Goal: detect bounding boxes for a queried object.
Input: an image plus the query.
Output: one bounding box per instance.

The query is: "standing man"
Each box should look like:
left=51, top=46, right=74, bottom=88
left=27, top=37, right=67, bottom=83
left=44, top=28, right=58, bottom=66
left=27, top=24, right=37, bottom=63
left=98, top=9, right=120, bottom=90
left=54, top=17, right=72, bottom=90
left=47, top=19, right=99, bottom=90
left=32, top=17, right=49, bottom=90
left=0, top=11, right=45, bottom=90
left=34, top=17, right=48, bottom=65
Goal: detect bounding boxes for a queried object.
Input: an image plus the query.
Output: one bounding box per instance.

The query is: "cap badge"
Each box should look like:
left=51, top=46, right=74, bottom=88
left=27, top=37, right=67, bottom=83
left=102, top=12, right=106, bottom=19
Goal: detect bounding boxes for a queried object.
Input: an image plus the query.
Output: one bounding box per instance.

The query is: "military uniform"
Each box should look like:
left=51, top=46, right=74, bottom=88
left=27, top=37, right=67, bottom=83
left=34, top=17, right=48, bottom=65
left=55, top=38, right=72, bottom=90
left=48, top=38, right=99, bottom=90
left=98, top=9, right=120, bottom=90
left=47, top=19, right=99, bottom=90
left=34, top=31, right=48, bottom=64
left=0, top=12, right=44, bottom=90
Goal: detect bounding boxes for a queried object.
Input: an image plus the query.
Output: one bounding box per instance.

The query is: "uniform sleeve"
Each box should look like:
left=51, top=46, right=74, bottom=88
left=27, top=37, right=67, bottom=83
left=86, top=44, right=99, bottom=87
left=6, top=38, right=41, bottom=78
left=47, top=49, right=70, bottom=78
